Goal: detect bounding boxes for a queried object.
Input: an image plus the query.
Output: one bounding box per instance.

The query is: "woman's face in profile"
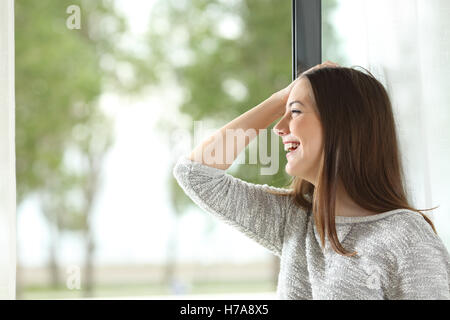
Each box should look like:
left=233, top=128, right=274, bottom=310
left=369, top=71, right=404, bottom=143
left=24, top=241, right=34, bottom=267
left=274, top=77, right=323, bottom=184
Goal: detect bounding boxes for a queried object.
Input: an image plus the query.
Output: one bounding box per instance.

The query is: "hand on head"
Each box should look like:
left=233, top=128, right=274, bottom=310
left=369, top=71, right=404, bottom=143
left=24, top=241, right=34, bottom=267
left=272, top=61, right=341, bottom=109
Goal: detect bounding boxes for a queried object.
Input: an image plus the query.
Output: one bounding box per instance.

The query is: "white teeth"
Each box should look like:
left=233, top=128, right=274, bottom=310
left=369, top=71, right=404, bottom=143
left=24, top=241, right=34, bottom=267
left=284, top=142, right=300, bottom=152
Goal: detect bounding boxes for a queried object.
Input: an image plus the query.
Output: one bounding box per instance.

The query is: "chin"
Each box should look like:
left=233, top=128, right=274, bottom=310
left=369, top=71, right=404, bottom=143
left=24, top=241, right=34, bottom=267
left=285, top=163, right=302, bottom=177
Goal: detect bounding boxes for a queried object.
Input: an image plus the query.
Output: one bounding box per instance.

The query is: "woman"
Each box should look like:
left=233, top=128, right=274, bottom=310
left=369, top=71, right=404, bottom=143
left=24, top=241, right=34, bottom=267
left=172, top=61, right=450, bottom=299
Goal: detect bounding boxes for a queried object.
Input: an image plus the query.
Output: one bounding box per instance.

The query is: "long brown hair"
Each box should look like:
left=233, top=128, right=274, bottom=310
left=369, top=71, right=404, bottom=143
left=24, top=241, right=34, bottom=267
left=270, top=66, right=438, bottom=257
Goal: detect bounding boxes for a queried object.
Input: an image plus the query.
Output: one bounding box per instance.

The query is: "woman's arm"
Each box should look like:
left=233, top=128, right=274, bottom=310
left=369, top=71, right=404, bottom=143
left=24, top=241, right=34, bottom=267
left=188, top=60, right=339, bottom=170
left=188, top=93, right=285, bottom=171
left=173, top=84, right=300, bottom=257
left=172, top=155, right=294, bottom=257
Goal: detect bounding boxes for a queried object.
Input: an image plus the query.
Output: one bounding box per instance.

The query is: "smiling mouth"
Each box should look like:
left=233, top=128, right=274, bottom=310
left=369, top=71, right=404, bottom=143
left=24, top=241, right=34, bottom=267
left=285, top=143, right=300, bottom=159
left=284, top=142, right=300, bottom=153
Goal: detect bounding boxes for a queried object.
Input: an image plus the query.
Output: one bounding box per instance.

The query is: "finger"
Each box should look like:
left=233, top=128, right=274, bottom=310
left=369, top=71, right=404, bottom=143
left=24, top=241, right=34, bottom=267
left=323, top=61, right=339, bottom=67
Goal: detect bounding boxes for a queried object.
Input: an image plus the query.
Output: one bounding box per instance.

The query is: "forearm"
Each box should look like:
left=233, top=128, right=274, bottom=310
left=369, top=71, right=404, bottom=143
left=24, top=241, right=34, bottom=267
left=188, top=94, right=284, bottom=170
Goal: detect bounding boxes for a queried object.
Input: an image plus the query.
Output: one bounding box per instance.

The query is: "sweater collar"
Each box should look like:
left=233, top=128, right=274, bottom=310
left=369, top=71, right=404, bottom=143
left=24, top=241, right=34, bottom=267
left=312, top=221, right=353, bottom=251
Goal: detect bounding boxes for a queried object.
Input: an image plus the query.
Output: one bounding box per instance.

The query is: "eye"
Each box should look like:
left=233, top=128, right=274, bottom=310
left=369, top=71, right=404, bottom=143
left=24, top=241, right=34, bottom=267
left=291, top=110, right=302, bottom=115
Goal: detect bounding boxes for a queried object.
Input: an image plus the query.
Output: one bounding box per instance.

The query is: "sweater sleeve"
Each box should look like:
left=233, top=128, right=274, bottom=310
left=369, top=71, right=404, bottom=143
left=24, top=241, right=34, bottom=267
left=172, top=155, right=293, bottom=257
left=392, top=241, right=450, bottom=300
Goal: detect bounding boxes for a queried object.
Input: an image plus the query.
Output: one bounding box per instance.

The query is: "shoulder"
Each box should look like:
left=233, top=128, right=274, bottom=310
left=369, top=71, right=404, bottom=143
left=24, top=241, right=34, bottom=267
left=349, top=210, right=446, bottom=265
left=370, top=210, right=450, bottom=271
left=385, top=210, right=449, bottom=260
left=385, top=210, right=440, bottom=245
left=382, top=213, right=450, bottom=299
left=360, top=210, right=440, bottom=248
left=351, top=211, right=450, bottom=299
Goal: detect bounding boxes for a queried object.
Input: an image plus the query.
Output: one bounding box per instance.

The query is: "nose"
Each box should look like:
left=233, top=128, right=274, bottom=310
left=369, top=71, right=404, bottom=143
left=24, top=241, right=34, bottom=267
left=273, top=117, right=289, bottom=137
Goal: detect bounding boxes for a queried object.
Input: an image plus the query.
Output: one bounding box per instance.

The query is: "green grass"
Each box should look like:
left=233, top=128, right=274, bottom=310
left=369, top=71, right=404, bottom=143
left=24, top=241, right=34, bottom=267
left=19, top=279, right=276, bottom=300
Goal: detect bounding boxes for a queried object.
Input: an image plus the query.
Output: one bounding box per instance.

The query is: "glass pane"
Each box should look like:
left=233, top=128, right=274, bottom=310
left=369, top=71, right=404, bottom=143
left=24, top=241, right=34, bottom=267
left=15, top=0, right=303, bottom=299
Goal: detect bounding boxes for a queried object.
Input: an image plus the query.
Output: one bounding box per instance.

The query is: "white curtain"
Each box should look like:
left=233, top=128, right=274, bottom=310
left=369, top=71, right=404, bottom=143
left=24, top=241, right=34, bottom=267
left=331, top=0, right=450, bottom=247
left=0, top=0, right=16, bottom=300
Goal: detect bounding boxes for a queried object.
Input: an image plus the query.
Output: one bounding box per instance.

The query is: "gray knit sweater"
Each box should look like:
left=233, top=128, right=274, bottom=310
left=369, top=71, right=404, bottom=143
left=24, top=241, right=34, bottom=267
left=172, top=155, right=450, bottom=300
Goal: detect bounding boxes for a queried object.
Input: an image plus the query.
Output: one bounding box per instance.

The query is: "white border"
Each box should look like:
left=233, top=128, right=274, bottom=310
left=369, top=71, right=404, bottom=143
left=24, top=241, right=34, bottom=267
left=0, top=0, right=16, bottom=300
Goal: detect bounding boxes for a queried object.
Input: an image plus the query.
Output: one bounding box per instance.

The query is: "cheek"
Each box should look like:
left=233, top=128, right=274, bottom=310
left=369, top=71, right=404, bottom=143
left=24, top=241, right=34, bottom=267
left=291, top=118, right=321, bottom=142
left=309, top=135, right=323, bottom=158
left=292, top=119, right=323, bottom=156
left=289, top=117, right=306, bottom=136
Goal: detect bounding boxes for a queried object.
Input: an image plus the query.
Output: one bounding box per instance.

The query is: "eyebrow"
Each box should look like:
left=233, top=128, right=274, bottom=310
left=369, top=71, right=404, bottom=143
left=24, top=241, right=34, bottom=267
left=287, top=100, right=306, bottom=108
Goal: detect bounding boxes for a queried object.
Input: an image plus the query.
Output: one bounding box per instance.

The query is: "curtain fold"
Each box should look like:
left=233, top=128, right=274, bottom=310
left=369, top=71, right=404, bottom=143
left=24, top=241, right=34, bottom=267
left=361, top=0, right=450, bottom=241
left=0, top=0, right=16, bottom=300
left=332, top=0, right=450, bottom=246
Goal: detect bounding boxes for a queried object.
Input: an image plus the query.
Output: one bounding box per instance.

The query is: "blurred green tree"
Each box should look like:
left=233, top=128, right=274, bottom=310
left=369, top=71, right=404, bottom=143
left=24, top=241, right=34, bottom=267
left=146, top=0, right=346, bottom=291
left=15, top=0, right=143, bottom=297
